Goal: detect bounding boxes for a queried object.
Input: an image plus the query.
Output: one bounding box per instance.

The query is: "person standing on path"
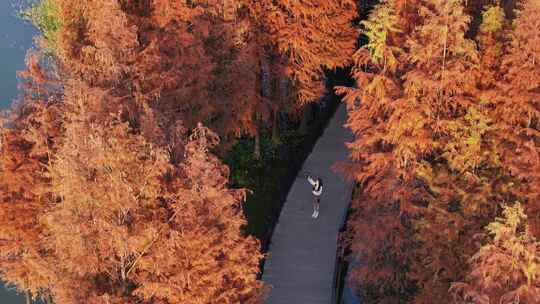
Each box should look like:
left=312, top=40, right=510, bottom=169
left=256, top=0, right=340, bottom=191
left=307, top=175, right=323, bottom=218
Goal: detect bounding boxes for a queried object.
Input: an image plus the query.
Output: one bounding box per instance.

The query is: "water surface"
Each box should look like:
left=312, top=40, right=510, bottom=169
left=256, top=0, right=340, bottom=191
left=1, top=0, right=37, bottom=108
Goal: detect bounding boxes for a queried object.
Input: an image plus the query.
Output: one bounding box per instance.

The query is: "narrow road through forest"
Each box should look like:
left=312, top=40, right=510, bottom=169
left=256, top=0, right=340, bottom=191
left=262, top=103, right=353, bottom=304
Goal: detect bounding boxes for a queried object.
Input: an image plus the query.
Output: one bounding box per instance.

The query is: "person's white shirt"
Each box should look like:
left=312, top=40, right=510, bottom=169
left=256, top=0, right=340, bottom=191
left=307, top=176, right=322, bottom=196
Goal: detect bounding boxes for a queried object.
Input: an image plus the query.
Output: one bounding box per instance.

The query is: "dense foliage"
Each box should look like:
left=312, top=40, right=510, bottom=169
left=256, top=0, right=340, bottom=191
left=1, top=4, right=267, bottom=301
left=4, top=0, right=540, bottom=303
left=340, top=0, right=540, bottom=303
left=0, top=0, right=357, bottom=303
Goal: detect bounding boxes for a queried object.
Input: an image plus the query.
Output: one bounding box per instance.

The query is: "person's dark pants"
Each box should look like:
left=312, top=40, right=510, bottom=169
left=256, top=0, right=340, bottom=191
left=313, top=195, right=320, bottom=212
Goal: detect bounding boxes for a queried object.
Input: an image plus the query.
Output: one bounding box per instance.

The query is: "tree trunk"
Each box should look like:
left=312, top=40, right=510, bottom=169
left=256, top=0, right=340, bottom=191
left=25, top=290, right=31, bottom=304
left=254, top=53, right=272, bottom=159
left=502, top=0, right=517, bottom=18
left=299, top=103, right=312, bottom=135
left=274, top=75, right=289, bottom=143
left=261, top=60, right=271, bottom=100
left=254, top=128, right=261, bottom=160
left=272, top=110, right=280, bottom=145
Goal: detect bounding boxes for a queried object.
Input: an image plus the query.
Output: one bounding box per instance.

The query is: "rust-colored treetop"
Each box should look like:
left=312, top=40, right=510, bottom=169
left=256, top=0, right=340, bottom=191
left=245, top=0, right=358, bottom=105
left=0, top=81, right=265, bottom=303
left=40, top=84, right=263, bottom=303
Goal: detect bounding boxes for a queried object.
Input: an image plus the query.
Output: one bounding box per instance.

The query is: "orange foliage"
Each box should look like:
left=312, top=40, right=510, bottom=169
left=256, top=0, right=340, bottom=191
left=38, top=84, right=264, bottom=303
left=11, top=0, right=540, bottom=303
left=451, top=203, right=540, bottom=304
left=338, top=0, right=535, bottom=302
left=53, top=0, right=265, bottom=146
left=0, top=79, right=264, bottom=303
left=245, top=0, right=358, bottom=105
left=0, top=1, right=266, bottom=302
left=0, top=52, right=63, bottom=300
left=0, top=111, right=57, bottom=299
left=336, top=1, right=420, bottom=301
left=491, top=0, right=540, bottom=237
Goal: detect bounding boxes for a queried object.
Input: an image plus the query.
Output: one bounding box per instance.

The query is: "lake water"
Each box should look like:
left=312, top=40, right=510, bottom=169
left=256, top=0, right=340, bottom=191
left=1, top=0, right=37, bottom=109
left=1, top=1, right=38, bottom=302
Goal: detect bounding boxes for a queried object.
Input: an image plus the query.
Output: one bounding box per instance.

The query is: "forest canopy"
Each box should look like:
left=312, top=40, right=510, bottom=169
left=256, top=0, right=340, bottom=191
left=339, top=0, right=540, bottom=303
left=1, top=0, right=540, bottom=303
left=0, top=0, right=357, bottom=303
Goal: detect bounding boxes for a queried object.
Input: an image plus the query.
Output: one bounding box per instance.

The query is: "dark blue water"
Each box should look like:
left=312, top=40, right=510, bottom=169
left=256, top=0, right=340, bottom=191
left=1, top=1, right=37, bottom=302
left=1, top=0, right=37, bottom=109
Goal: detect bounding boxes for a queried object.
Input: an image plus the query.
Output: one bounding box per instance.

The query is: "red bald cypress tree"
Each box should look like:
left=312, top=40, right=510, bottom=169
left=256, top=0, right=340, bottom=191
left=491, top=0, right=540, bottom=237
left=0, top=51, right=63, bottom=302
left=52, top=0, right=265, bottom=148
left=0, top=80, right=264, bottom=303
left=336, top=1, right=420, bottom=302
left=338, top=0, right=516, bottom=302
left=244, top=0, right=358, bottom=119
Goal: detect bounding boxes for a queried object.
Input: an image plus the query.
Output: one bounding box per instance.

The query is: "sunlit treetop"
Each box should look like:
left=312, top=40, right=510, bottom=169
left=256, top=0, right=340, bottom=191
left=479, top=5, right=505, bottom=34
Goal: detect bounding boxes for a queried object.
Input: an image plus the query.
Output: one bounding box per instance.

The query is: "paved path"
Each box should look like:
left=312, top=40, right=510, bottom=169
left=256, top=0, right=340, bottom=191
left=262, top=103, right=353, bottom=304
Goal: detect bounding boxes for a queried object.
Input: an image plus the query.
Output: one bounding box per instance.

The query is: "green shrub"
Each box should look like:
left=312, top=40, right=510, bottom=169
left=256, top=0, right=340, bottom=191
left=21, top=0, right=62, bottom=52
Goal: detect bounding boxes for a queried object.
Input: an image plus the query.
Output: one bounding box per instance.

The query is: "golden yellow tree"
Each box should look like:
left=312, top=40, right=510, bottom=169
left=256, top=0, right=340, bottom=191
left=451, top=203, right=540, bottom=304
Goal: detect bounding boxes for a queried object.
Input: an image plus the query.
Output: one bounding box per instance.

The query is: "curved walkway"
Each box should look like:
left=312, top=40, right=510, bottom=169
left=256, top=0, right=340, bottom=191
left=262, top=103, right=353, bottom=304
